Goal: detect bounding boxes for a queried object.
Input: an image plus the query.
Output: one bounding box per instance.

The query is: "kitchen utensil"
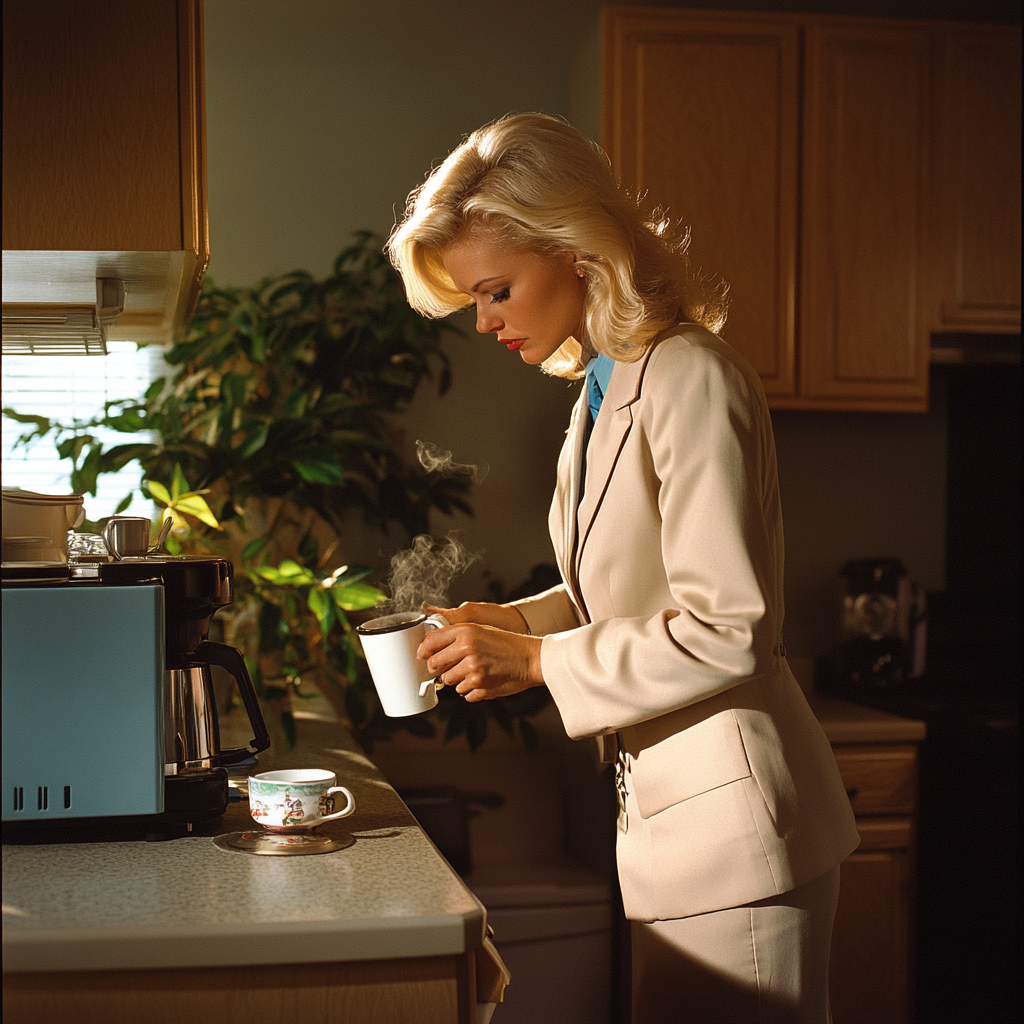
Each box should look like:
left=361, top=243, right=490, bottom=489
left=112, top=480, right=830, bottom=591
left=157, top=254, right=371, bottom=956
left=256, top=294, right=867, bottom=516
left=355, top=611, right=449, bottom=717
left=101, top=515, right=152, bottom=559
left=2, top=488, right=85, bottom=561
left=2, top=535, right=65, bottom=562
left=150, top=516, right=173, bottom=553
left=247, top=769, right=356, bottom=832
left=68, top=532, right=110, bottom=561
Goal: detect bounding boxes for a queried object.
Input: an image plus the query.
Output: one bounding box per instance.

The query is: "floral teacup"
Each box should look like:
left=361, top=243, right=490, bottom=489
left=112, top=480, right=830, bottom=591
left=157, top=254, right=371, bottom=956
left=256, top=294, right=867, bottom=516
left=247, top=769, right=355, bottom=833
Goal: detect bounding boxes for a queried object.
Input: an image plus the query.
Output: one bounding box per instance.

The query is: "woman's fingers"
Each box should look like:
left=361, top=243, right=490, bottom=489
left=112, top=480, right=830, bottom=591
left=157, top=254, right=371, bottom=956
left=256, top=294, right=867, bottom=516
left=422, top=601, right=529, bottom=632
left=417, top=623, right=543, bottom=699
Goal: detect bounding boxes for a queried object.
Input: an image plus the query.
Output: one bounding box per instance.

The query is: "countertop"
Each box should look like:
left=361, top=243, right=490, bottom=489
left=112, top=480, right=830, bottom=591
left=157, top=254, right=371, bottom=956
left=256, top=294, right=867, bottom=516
left=806, top=691, right=927, bottom=744
left=2, top=692, right=925, bottom=976
left=2, top=716, right=485, bottom=974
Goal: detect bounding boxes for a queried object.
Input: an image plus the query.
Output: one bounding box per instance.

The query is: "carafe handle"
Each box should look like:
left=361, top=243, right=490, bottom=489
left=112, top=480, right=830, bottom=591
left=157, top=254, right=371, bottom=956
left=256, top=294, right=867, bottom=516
left=193, top=640, right=272, bottom=764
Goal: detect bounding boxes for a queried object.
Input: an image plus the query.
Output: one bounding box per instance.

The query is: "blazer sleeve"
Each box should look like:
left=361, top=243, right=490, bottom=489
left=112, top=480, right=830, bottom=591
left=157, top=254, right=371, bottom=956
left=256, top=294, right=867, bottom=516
left=511, top=583, right=583, bottom=636
left=537, top=337, right=782, bottom=739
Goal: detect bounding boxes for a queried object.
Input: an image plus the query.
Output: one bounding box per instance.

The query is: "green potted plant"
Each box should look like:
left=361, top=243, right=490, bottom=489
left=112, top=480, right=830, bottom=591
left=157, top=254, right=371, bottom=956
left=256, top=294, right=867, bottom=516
left=4, top=231, right=550, bottom=751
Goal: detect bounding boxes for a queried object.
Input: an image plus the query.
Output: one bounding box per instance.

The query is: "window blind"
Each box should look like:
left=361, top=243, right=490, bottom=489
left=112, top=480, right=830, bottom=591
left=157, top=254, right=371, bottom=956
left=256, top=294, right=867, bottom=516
left=1, top=342, right=163, bottom=521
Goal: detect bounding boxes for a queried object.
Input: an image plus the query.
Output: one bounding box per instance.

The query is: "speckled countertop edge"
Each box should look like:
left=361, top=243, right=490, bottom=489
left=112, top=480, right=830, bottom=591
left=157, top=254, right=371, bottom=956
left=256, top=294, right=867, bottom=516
left=3, top=717, right=486, bottom=973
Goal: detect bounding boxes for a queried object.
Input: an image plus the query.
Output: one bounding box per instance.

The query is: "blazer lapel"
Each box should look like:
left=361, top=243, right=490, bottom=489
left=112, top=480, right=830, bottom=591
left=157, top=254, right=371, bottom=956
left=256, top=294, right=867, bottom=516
left=574, top=347, right=657, bottom=582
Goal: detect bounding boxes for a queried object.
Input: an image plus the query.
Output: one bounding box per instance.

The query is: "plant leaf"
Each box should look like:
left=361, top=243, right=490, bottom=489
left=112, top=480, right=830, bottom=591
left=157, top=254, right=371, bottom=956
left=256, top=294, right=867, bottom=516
left=145, top=479, right=172, bottom=506
left=293, top=446, right=345, bottom=485
left=171, top=493, right=221, bottom=529
left=241, top=536, right=270, bottom=564
left=171, top=464, right=191, bottom=499
left=307, top=587, right=335, bottom=636
left=330, top=582, right=385, bottom=611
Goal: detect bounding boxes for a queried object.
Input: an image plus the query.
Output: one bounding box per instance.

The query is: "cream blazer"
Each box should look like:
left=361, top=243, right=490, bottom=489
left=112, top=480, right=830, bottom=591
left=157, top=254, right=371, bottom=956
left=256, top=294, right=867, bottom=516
left=512, top=325, right=860, bottom=922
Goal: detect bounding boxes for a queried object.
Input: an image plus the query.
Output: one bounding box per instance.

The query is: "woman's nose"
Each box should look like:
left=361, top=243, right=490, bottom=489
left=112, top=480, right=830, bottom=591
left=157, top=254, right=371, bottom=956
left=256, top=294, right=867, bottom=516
left=476, top=305, right=503, bottom=335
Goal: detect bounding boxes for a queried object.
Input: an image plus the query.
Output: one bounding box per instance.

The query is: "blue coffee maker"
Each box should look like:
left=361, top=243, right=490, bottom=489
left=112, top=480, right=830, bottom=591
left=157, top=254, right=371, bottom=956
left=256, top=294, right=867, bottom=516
left=2, top=555, right=270, bottom=832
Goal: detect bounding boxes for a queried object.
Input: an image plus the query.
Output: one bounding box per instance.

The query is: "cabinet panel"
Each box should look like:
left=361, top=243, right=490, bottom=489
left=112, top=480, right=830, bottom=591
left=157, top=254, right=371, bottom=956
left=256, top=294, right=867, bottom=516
left=832, top=743, right=918, bottom=816
left=801, top=23, right=932, bottom=409
left=831, top=849, right=913, bottom=1024
left=1, top=0, right=208, bottom=344
left=603, top=10, right=799, bottom=396
left=2, top=0, right=183, bottom=252
left=2, top=955, right=470, bottom=1024
left=931, top=28, right=1022, bottom=330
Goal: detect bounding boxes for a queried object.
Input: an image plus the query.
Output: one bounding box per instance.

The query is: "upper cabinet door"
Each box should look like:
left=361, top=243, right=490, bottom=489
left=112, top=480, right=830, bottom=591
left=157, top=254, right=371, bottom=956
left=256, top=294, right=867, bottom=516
left=930, top=27, right=1021, bottom=332
left=603, top=9, right=800, bottom=398
left=2, top=0, right=205, bottom=255
left=2, top=0, right=208, bottom=344
left=800, top=22, right=932, bottom=410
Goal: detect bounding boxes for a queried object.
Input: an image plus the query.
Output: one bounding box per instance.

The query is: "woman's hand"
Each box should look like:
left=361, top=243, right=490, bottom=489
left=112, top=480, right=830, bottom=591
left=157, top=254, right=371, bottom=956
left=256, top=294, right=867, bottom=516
left=417, top=602, right=544, bottom=702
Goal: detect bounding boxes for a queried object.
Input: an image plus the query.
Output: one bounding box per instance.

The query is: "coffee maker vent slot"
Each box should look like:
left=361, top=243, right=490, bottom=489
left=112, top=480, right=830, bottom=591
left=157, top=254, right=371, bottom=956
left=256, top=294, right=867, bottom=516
left=37, top=786, right=49, bottom=811
left=13, top=787, right=25, bottom=812
left=64, top=785, right=72, bottom=809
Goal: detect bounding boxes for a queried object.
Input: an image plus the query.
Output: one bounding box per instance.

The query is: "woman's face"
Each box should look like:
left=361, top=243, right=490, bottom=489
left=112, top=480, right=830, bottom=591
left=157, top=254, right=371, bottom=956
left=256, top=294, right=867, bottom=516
left=442, top=229, right=586, bottom=365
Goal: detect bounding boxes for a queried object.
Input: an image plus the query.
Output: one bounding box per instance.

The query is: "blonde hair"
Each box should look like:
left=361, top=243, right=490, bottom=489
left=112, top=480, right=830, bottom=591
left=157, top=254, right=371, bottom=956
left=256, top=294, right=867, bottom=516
left=386, top=113, right=726, bottom=378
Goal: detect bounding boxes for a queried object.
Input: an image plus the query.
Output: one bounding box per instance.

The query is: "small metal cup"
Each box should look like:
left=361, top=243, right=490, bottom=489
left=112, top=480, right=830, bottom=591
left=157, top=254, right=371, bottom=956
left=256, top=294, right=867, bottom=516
left=101, top=516, right=151, bottom=560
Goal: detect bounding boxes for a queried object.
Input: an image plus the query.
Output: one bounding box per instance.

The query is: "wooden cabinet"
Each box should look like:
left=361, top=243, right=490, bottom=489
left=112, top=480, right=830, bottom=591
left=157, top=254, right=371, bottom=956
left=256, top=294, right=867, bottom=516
left=602, top=11, right=801, bottom=399
left=799, top=23, right=932, bottom=410
left=4, top=952, right=481, bottom=1024
left=603, top=8, right=1021, bottom=412
left=2, top=0, right=208, bottom=345
left=830, top=743, right=919, bottom=1024
left=930, top=26, right=1022, bottom=333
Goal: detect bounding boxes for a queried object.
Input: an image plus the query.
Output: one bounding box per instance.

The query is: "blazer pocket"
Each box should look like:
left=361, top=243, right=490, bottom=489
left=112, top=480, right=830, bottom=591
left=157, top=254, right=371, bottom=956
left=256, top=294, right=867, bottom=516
left=630, top=712, right=753, bottom=820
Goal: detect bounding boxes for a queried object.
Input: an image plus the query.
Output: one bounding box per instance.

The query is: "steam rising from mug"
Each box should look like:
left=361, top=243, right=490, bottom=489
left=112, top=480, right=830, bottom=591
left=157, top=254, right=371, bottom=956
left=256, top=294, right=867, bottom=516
left=373, top=442, right=485, bottom=615
left=416, top=440, right=489, bottom=485
left=378, top=534, right=480, bottom=615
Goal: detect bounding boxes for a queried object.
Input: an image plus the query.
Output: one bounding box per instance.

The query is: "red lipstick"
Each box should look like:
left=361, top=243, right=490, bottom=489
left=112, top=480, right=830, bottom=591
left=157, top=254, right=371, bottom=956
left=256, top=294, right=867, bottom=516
left=501, top=339, right=525, bottom=352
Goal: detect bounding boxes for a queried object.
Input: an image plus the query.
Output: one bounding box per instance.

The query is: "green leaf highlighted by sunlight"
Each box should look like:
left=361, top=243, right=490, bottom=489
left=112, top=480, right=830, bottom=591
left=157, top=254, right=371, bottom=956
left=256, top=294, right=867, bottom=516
left=145, top=480, right=172, bottom=505
left=331, top=582, right=384, bottom=611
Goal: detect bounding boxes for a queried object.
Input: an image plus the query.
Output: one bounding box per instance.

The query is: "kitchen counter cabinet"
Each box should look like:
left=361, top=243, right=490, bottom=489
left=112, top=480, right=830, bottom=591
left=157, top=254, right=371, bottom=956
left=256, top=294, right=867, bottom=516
left=1, top=716, right=495, bottom=1024
left=809, top=693, right=926, bottom=1024
left=2, top=0, right=208, bottom=345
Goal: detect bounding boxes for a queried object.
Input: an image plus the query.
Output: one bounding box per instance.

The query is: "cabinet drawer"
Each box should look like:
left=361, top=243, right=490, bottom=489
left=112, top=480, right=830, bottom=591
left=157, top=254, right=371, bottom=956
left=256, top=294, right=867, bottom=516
left=832, top=744, right=917, bottom=815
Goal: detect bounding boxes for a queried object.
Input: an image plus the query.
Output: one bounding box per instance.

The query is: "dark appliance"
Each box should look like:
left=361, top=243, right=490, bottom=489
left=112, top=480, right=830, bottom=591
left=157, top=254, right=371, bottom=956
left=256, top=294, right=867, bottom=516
left=821, top=557, right=927, bottom=696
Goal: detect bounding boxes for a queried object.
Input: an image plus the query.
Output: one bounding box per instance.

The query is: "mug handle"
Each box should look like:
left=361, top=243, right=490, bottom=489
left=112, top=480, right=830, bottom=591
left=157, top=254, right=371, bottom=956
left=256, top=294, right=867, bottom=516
left=319, top=786, right=356, bottom=822
left=418, top=614, right=450, bottom=696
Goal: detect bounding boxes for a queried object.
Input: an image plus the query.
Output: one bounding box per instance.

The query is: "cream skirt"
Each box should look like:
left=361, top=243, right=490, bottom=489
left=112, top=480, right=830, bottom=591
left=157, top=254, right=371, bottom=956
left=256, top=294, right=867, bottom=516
left=631, top=865, right=841, bottom=1024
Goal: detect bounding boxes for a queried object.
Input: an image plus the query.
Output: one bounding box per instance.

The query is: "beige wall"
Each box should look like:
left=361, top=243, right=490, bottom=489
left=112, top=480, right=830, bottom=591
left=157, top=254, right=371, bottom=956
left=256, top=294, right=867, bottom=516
left=203, top=0, right=1008, bottom=657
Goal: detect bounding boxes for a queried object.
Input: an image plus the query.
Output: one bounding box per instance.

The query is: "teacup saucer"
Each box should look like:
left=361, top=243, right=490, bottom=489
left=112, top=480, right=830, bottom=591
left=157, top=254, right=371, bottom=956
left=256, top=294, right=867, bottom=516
left=213, top=829, right=355, bottom=856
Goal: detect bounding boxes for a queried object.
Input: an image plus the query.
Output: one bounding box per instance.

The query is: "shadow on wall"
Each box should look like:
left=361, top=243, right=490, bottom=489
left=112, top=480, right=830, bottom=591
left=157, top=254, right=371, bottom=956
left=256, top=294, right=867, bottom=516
left=771, top=372, right=948, bottom=658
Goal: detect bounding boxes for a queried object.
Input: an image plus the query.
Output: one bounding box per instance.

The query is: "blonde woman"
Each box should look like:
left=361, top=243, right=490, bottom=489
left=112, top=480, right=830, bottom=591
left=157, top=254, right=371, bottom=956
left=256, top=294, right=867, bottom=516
left=387, top=113, right=859, bottom=1024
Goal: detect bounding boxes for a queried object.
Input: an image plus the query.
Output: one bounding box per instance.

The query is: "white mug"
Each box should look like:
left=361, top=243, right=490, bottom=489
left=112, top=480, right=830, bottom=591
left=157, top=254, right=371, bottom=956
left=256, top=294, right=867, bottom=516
left=355, top=611, right=449, bottom=717
left=247, top=769, right=355, bottom=833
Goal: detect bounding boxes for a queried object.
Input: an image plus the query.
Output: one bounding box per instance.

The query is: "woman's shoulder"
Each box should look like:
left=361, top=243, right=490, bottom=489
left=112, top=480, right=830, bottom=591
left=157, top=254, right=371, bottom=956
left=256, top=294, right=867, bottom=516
left=642, top=323, right=763, bottom=399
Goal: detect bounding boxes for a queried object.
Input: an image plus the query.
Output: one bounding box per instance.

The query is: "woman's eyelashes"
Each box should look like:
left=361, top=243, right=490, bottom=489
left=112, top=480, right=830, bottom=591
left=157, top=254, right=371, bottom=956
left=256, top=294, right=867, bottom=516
left=490, top=287, right=511, bottom=304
